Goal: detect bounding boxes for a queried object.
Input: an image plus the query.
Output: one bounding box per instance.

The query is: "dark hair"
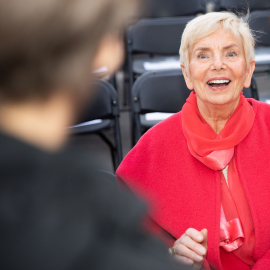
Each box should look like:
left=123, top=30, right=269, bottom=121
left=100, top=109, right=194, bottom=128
left=0, top=0, right=140, bottom=102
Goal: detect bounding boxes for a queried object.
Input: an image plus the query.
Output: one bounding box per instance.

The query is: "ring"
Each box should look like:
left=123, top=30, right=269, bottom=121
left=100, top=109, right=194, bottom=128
left=168, top=245, right=177, bottom=256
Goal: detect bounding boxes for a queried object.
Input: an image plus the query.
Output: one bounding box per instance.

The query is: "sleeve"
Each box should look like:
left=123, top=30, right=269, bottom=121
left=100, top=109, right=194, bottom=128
left=202, top=260, right=211, bottom=270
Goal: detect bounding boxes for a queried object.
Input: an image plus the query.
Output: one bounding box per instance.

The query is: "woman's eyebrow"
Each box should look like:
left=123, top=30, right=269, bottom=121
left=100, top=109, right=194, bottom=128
left=194, top=47, right=210, bottom=52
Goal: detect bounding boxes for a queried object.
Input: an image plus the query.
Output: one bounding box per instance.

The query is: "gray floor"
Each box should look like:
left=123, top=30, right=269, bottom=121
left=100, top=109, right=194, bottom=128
left=70, top=70, right=270, bottom=174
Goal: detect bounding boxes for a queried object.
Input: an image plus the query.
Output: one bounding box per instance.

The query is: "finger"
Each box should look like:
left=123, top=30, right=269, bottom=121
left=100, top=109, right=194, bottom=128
left=185, top=228, right=204, bottom=243
left=175, top=243, right=204, bottom=262
left=173, top=254, right=194, bottom=266
left=179, top=235, right=206, bottom=256
left=200, top=229, right=208, bottom=248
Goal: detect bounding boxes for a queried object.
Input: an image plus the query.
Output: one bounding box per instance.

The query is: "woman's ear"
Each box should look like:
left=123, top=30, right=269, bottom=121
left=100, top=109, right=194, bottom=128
left=181, top=64, right=194, bottom=90
left=92, top=33, right=124, bottom=76
left=243, top=60, right=255, bottom=88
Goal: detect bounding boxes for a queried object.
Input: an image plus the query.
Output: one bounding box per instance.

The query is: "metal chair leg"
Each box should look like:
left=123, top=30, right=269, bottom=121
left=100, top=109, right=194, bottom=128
left=134, top=113, right=142, bottom=144
left=97, top=132, right=117, bottom=171
left=114, top=117, right=123, bottom=167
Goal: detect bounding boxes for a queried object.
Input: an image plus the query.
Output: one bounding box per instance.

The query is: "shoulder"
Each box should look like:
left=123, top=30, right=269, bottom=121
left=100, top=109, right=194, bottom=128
left=248, top=98, right=270, bottom=121
left=116, top=112, right=189, bottom=182
left=0, top=137, right=174, bottom=270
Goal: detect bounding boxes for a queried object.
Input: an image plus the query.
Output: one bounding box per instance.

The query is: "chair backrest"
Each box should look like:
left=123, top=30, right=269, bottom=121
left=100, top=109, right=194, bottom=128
left=217, top=0, right=270, bottom=12
left=132, top=70, right=191, bottom=114
left=127, top=16, right=195, bottom=55
left=140, top=0, right=206, bottom=18
left=78, top=79, right=119, bottom=123
left=249, top=10, right=270, bottom=47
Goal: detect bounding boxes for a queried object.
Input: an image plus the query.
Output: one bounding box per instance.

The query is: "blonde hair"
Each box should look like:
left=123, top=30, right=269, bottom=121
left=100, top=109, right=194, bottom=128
left=179, top=12, right=255, bottom=72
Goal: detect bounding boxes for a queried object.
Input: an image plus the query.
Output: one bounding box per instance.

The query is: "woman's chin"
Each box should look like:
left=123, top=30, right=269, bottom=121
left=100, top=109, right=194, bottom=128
left=203, top=94, right=238, bottom=106
left=202, top=88, right=239, bottom=106
left=195, top=84, right=242, bottom=107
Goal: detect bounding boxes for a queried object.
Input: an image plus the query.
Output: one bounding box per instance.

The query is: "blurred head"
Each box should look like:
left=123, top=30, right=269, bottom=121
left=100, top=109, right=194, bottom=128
left=0, top=0, right=140, bottom=104
left=179, top=12, right=255, bottom=107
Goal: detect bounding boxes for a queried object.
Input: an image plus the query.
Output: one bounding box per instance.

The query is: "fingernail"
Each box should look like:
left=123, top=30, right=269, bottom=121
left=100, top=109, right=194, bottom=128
left=197, top=235, right=203, bottom=241
left=199, top=247, right=206, bottom=255
left=196, top=255, right=203, bottom=261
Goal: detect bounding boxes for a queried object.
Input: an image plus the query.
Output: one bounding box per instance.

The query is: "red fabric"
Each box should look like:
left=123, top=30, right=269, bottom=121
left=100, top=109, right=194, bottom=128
left=116, top=98, right=270, bottom=270
left=181, top=92, right=255, bottom=266
left=181, top=92, right=255, bottom=157
left=220, top=157, right=255, bottom=266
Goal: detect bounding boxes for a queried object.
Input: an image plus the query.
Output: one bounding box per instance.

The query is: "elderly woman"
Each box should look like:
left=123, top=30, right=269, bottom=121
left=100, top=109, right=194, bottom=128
left=116, top=12, right=270, bottom=270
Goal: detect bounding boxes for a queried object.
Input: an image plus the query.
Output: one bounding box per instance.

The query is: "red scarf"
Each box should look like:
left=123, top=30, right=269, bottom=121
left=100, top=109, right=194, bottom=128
left=181, top=91, right=255, bottom=266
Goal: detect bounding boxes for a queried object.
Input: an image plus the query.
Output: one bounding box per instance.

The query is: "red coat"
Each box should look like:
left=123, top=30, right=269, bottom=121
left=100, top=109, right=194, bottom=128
left=116, top=99, right=270, bottom=270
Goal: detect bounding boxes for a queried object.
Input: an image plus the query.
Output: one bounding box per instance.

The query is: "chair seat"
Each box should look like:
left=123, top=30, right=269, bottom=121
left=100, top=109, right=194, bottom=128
left=70, top=119, right=112, bottom=134
left=133, top=56, right=180, bottom=74
left=140, top=113, right=174, bottom=128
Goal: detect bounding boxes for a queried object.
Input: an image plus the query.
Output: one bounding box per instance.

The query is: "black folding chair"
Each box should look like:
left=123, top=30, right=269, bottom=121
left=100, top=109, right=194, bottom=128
left=126, top=17, right=194, bottom=144
left=70, top=80, right=122, bottom=171
left=217, top=0, right=270, bottom=12
left=126, top=16, right=194, bottom=96
left=132, top=70, right=259, bottom=143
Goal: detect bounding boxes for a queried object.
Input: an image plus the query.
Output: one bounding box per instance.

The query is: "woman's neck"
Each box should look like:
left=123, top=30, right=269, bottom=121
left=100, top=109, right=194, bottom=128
left=197, top=96, right=240, bottom=134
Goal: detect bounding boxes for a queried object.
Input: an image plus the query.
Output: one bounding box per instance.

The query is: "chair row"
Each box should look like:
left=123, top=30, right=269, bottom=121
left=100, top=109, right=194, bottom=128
left=69, top=72, right=259, bottom=170
left=126, top=9, right=269, bottom=143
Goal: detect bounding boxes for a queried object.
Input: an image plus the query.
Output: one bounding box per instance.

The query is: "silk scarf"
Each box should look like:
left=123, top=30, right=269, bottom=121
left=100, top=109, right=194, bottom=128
left=181, top=91, right=255, bottom=266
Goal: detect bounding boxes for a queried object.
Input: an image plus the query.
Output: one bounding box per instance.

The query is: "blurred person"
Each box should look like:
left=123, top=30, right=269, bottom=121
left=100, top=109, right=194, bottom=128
left=0, top=1, right=190, bottom=270
left=117, top=12, right=270, bottom=270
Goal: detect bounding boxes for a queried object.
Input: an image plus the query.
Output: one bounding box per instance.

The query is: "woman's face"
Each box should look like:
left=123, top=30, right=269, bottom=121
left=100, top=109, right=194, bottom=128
left=182, top=29, right=255, bottom=107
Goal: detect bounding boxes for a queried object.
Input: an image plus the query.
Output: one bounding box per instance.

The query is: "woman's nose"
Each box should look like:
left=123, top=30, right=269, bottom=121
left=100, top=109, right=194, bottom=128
left=210, top=55, right=226, bottom=71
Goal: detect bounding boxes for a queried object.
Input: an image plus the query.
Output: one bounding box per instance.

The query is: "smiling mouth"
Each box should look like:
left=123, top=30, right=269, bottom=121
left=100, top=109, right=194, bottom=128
left=207, top=79, right=231, bottom=89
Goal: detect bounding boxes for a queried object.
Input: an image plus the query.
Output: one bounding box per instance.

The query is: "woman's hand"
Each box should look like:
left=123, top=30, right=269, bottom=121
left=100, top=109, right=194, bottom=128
left=171, top=228, right=207, bottom=269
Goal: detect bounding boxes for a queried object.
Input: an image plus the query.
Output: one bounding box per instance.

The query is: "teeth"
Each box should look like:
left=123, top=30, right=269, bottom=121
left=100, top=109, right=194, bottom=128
left=208, top=79, right=230, bottom=84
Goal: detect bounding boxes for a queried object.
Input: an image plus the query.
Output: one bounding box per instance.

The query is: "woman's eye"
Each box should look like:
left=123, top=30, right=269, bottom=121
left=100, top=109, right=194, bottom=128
left=198, top=54, right=207, bottom=59
left=228, top=52, right=237, bottom=57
